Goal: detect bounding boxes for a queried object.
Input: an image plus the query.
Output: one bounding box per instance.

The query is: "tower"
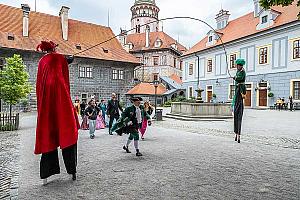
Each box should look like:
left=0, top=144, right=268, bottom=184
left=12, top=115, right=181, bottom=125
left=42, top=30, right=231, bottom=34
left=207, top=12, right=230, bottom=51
left=130, top=0, right=160, bottom=33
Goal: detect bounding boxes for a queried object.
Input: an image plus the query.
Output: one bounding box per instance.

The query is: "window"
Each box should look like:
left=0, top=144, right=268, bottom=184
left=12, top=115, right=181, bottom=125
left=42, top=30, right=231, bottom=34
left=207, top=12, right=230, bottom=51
left=293, top=81, right=300, bottom=100
left=189, top=87, right=193, bottom=98
left=180, top=61, right=183, bottom=70
left=153, top=73, right=158, bottom=81
left=86, top=67, right=92, bottom=78
left=189, top=64, right=194, bottom=75
left=136, top=57, right=142, bottom=64
left=113, top=69, right=118, bottom=80
left=144, top=57, right=149, bottom=65
left=153, top=56, right=159, bottom=66
left=229, top=85, right=235, bottom=99
left=79, top=66, right=85, bottom=77
left=75, top=44, right=81, bottom=50
left=207, top=59, right=213, bottom=72
left=230, top=54, right=237, bottom=69
left=79, top=67, right=92, bottom=78
left=208, top=36, right=213, bottom=42
left=174, top=58, right=177, bottom=68
left=0, top=58, right=4, bottom=70
left=81, top=93, right=88, bottom=103
left=161, top=55, right=167, bottom=65
left=293, top=40, right=300, bottom=59
left=262, top=15, right=268, bottom=24
left=118, top=70, right=124, bottom=80
left=259, top=47, right=268, bottom=64
left=136, top=25, right=141, bottom=33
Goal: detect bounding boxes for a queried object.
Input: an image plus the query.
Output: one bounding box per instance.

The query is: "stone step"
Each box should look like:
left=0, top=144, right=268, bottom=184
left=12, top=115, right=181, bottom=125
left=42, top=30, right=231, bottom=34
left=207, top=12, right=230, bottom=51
left=164, top=113, right=232, bottom=121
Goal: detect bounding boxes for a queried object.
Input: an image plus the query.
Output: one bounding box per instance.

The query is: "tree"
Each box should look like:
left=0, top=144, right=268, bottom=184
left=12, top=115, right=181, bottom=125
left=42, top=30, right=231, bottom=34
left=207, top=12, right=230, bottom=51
left=0, top=54, right=31, bottom=118
left=259, top=0, right=300, bottom=19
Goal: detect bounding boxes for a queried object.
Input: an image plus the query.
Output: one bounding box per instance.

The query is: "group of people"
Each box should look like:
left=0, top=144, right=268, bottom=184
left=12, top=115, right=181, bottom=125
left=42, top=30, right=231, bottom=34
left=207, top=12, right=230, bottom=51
left=275, top=96, right=294, bottom=111
left=33, top=40, right=247, bottom=186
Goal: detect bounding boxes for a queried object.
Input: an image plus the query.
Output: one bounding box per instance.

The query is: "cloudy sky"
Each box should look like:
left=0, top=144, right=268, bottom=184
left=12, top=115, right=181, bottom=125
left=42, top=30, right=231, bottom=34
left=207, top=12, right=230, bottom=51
left=0, top=0, right=253, bottom=48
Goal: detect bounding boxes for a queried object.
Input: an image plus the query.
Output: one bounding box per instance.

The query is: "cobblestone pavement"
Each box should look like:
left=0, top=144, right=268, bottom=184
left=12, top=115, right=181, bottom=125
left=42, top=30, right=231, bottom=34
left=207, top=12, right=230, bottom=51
left=0, top=129, right=20, bottom=200
left=159, top=109, right=300, bottom=149
left=13, top=111, right=300, bottom=200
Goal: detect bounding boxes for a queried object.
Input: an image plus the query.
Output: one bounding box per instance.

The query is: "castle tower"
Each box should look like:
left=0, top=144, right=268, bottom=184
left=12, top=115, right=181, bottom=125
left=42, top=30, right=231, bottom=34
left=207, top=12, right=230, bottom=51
left=130, top=0, right=160, bottom=33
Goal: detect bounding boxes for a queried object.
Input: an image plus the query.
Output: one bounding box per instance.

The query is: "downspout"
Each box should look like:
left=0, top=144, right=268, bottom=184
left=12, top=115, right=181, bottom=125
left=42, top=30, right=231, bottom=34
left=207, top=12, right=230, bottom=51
left=195, top=54, right=200, bottom=88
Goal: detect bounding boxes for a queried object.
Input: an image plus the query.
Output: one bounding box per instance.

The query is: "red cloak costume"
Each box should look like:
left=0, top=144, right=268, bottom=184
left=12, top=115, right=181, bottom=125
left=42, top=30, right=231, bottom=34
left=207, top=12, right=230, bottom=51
left=35, top=42, right=79, bottom=154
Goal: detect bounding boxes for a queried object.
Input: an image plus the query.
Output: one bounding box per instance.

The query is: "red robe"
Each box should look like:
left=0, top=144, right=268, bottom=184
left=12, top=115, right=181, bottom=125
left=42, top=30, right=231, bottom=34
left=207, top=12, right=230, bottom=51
left=35, top=52, right=79, bottom=154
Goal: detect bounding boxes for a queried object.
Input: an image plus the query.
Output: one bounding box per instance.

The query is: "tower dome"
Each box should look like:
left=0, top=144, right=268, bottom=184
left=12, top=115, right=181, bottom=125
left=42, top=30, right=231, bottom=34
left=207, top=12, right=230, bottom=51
left=131, top=0, right=160, bottom=33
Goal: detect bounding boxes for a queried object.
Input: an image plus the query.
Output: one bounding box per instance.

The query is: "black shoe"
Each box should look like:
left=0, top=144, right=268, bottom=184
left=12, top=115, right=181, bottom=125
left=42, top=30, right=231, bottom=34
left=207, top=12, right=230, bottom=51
left=72, top=173, right=76, bottom=181
left=238, top=138, right=240, bottom=143
left=136, top=152, right=143, bottom=156
left=123, top=146, right=131, bottom=153
left=235, top=135, right=237, bottom=141
left=90, top=135, right=95, bottom=139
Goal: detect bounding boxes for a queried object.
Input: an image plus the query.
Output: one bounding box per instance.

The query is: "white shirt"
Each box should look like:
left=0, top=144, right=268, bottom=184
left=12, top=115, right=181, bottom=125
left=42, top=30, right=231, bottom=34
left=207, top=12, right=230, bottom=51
left=135, top=106, right=142, bottom=124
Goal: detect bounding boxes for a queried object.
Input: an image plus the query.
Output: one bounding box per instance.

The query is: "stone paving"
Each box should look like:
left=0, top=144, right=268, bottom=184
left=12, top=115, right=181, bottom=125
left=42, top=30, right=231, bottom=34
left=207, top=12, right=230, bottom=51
left=1, top=110, right=300, bottom=199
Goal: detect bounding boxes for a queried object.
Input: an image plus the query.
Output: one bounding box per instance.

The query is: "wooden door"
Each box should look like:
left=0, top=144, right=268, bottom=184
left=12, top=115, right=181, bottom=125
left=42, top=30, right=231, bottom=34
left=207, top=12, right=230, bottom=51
left=244, top=90, right=251, bottom=107
left=207, top=91, right=212, bottom=102
left=259, top=89, right=267, bottom=107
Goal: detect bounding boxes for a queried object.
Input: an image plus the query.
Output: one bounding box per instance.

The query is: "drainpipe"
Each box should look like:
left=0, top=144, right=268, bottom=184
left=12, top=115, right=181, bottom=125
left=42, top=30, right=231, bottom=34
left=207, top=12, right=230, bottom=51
left=195, top=54, right=200, bottom=88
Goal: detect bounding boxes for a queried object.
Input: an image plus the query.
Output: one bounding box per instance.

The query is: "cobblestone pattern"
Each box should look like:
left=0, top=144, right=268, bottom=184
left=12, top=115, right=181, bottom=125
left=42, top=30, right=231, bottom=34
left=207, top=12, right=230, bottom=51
left=0, top=131, right=20, bottom=200
left=17, top=114, right=300, bottom=200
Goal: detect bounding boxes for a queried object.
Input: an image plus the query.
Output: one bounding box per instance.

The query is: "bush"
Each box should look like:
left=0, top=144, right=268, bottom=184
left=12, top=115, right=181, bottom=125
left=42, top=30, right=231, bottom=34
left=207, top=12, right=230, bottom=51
left=268, top=92, right=274, bottom=98
left=172, top=96, right=186, bottom=102
left=163, top=100, right=172, bottom=107
left=20, top=99, right=29, bottom=107
left=213, top=94, right=217, bottom=98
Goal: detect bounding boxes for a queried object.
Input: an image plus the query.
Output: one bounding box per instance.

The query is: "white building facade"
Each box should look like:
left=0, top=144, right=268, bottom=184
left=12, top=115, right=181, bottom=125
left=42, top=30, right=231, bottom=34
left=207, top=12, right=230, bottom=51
left=182, top=1, right=300, bottom=108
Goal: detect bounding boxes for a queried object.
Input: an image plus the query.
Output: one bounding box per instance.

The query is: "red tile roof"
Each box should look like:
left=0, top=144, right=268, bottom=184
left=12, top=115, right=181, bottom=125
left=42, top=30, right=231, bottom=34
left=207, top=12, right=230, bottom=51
left=0, top=4, right=139, bottom=64
left=169, top=74, right=182, bottom=84
left=126, top=82, right=167, bottom=95
left=126, top=31, right=187, bottom=53
left=184, top=1, right=300, bottom=56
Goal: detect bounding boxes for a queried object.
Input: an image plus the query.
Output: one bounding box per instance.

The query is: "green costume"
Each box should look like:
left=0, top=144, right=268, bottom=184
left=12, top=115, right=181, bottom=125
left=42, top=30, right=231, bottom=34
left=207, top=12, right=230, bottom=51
left=111, top=104, right=150, bottom=140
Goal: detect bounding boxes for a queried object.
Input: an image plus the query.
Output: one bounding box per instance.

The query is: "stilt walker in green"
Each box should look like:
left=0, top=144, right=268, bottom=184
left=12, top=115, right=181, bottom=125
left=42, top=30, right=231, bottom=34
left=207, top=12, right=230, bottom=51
left=112, top=97, right=151, bottom=156
left=232, top=59, right=246, bottom=143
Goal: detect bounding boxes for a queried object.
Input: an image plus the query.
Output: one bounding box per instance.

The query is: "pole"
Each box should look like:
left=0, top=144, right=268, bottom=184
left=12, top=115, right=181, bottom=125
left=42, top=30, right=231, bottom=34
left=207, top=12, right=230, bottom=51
left=35, top=0, right=36, bottom=12
left=154, top=85, right=157, bottom=118
left=196, top=54, right=200, bottom=88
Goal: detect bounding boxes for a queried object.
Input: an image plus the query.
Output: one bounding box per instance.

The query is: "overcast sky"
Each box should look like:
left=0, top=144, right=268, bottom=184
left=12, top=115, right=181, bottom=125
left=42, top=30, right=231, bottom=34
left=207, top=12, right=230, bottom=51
left=0, top=0, right=253, bottom=48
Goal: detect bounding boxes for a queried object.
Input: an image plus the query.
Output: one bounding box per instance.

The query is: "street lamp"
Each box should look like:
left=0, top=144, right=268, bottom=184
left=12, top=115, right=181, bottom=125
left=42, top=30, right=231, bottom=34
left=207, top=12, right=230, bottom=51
left=153, top=79, right=159, bottom=118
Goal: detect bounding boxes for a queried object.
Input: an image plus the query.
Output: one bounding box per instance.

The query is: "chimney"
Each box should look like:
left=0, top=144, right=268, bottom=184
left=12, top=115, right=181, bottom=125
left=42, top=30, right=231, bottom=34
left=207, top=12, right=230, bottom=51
left=215, top=9, right=230, bottom=30
left=145, top=25, right=150, bottom=48
left=21, top=4, right=30, bottom=37
left=253, top=0, right=263, bottom=17
left=59, top=6, right=70, bottom=41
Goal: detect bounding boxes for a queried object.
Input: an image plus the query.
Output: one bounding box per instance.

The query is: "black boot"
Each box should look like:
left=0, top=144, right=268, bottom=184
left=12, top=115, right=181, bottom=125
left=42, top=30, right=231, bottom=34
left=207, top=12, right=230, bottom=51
left=72, top=173, right=76, bottom=181
left=136, top=149, right=142, bottom=156
left=123, top=146, right=131, bottom=153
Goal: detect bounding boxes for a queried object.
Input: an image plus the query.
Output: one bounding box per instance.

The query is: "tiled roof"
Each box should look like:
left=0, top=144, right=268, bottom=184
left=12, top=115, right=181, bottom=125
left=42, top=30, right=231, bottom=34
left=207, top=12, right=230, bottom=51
left=160, top=76, right=182, bottom=89
left=126, top=82, right=167, bottom=95
left=169, top=73, right=183, bottom=84
left=184, top=2, right=300, bottom=56
left=0, top=4, right=139, bottom=64
left=126, top=31, right=187, bottom=53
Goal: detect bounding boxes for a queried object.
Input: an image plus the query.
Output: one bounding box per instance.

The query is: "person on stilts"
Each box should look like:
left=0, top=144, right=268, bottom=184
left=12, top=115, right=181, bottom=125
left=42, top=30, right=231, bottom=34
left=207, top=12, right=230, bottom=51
left=232, top=58, right=246, bottom=143
left=35, top=41, right=79, bottom=185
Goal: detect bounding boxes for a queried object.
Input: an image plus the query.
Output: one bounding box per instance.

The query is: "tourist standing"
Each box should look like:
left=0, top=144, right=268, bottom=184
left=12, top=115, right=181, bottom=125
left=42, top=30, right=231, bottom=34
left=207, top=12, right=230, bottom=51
left=99, top=99, right=108, bottom=126
left=80, top=100, right=87, bottom=119
left=85, top=99, right=100, bottom=139
left=139, top=101, right=153, bottom=140
left=35, top=41, right=79, bottom=184
left=107, top=93, right=123, bottom=135
left=289, top=96, right=294, bottom=111
left=232, top=59, right=246, bottom=143
left=74, top=99, right=80, bottom=116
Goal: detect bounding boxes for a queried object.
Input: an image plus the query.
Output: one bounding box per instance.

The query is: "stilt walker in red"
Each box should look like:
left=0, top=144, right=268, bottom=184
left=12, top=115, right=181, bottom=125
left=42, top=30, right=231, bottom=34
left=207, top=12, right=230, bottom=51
left=35, top=41, right=79, bottom=185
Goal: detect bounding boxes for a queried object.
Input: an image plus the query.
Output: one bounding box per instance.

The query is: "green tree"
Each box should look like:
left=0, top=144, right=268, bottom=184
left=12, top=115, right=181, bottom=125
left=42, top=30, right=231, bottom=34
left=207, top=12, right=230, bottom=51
left=0, top=54, right=31, bottom=118
left=259, top=0, right=300, bottom=18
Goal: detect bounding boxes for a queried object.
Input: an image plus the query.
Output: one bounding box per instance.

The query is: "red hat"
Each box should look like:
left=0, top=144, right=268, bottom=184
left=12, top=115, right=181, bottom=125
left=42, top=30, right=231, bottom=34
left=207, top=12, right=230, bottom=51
left=36, top=41, right=58, bottom=52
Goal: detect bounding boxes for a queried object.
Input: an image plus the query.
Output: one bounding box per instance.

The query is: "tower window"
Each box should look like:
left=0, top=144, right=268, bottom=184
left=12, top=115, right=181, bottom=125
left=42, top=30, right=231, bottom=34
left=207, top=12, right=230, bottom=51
left=262, top=15, right=268, bottom=24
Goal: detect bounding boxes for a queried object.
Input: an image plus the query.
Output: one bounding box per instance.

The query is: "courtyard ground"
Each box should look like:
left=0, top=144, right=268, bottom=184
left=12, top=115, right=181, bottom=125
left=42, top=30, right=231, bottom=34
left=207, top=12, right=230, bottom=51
left=0, top=109, right=299, bottom=199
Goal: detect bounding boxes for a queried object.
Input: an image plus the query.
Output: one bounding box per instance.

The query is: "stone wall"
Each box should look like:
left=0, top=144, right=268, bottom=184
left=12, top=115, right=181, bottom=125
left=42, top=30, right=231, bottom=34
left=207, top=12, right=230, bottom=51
left=0, top=48, right=137, bottom=111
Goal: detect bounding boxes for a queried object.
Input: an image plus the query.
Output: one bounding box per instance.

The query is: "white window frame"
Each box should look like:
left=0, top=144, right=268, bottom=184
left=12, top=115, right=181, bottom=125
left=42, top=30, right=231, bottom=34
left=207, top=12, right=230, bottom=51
left=290, top=79, right=300, bottom=101
left=112, top=69, right=118, bottom=80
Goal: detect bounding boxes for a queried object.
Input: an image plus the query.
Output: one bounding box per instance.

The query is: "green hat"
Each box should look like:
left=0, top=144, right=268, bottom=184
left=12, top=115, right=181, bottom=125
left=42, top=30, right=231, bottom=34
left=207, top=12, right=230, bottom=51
left=235, top=59, right=246, bottom=66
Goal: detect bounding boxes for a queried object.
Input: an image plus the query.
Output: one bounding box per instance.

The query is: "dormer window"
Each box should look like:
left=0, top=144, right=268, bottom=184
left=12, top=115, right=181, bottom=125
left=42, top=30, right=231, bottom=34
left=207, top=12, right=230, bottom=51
left=208, top=36, right=213, bottom=42
left=8, top=33, right=14, bottom=40
left=102, top=47, right=109, bottom=53
left=262, top=15, right=268, bottom=24
left=128, top=42, right=134, bottom=50
left=155, top=39, right=162, bottom=48
left=171, top=43, right=178, bottom=50
left=75, top=44, right=81, bottom=50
